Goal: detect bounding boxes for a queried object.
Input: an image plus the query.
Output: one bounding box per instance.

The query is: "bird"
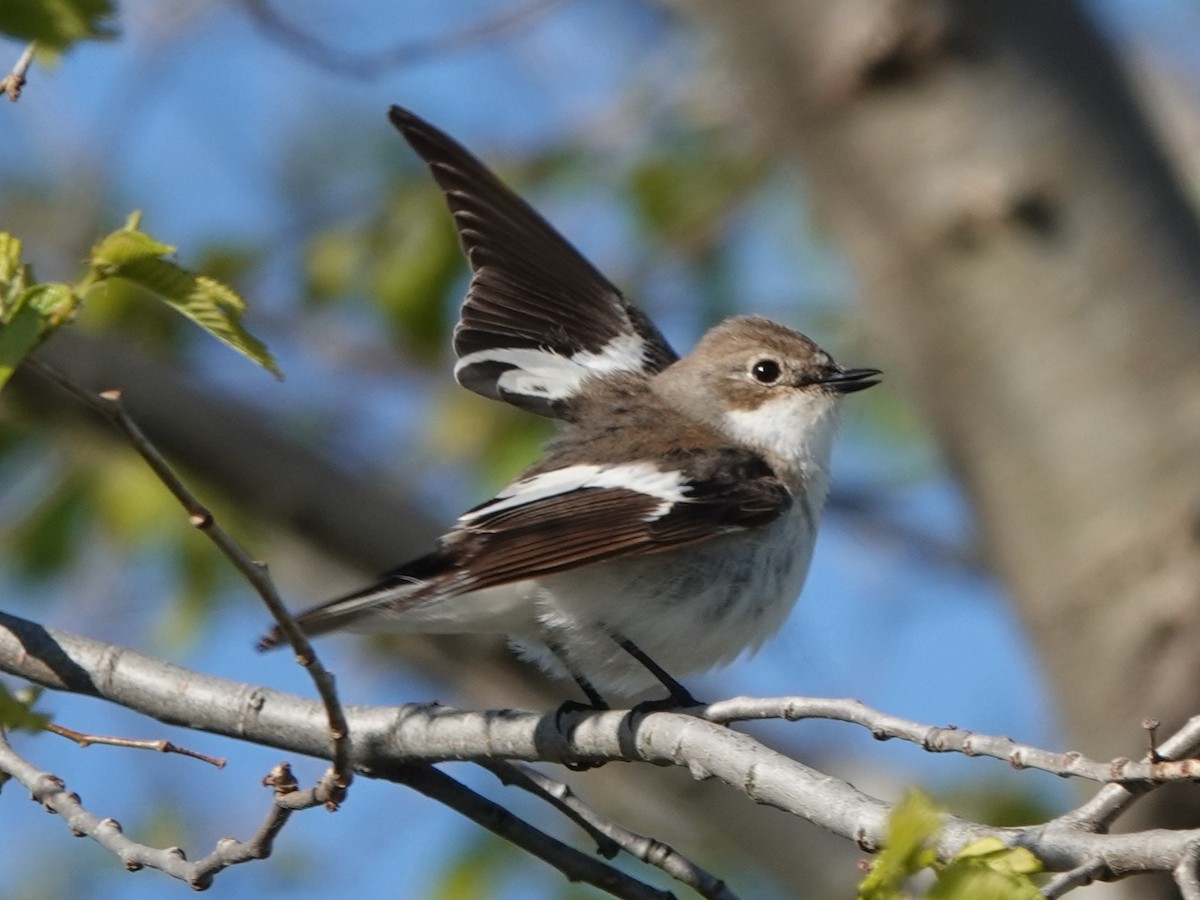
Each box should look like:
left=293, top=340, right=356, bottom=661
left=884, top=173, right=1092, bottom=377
left=257, top=105, right=880, bottom=708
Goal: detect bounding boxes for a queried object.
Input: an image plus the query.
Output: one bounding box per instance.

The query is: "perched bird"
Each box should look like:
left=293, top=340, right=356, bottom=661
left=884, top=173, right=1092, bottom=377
left=258, top=106, right=879, bottom=707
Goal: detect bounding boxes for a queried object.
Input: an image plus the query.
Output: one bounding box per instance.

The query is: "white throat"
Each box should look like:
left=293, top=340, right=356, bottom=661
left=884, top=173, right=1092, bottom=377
left=721, top=393, right=842, bottom=508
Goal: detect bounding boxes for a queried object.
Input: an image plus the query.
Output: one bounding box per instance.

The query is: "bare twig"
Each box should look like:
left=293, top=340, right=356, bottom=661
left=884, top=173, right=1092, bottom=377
left=1058, top=715, right=1200, bottom=833
left=385, top=763, right=672, bottom=900
left=0, top=43, right=35, bottom=101
left=46, top=722, right=226, bottom=768
left=0, top=728, right=298, bottom=889
left=240, top=0, right=566, bottom=79
left=24, top=356, right=353, bottom=804
left=482, top=761, right=621, bottom=857
left=484, top=760, right=738, bottom=900
left=705, top=696, right=1200, bottom=785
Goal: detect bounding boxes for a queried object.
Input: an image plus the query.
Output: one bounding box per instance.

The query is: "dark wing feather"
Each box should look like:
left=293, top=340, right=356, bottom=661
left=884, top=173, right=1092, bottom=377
left=257, top=465, right=790, bottom=651
left=440, top=472, right=791, bottom=594
left=388, top=105, right=677, bottom=417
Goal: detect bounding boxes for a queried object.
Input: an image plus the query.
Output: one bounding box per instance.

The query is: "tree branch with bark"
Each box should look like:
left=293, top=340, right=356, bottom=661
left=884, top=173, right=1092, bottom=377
left=5, top=608, right=1200, bottom=894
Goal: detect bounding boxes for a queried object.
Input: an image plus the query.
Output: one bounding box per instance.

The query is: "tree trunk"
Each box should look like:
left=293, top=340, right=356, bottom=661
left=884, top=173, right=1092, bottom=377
left=692, top=0, right=1200, bottom=860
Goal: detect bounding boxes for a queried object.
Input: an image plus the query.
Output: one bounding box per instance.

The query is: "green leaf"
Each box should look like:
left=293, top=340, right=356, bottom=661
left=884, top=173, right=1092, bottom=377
left=0, top=0, right=117, bottom=50
left=858, top=789, right=943, bottom=899
left=0, top=231, right=79, bottom=388
left=929, top=839, right=1042, bottom=900
left=858, top=795, right=1043, bottom=900
left=952, top=838, right=1040, bottom=874
left=0, top=233, right=28, bottom=303
left=89, top=219, right=281, bottom=378
left=0, top=683, right=50, bottom=733
left=0, top=298, right=48, bottom=388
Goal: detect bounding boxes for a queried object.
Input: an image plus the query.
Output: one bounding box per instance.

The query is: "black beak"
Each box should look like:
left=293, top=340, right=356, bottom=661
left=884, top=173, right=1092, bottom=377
left=820, top=367, right=882, bottom=394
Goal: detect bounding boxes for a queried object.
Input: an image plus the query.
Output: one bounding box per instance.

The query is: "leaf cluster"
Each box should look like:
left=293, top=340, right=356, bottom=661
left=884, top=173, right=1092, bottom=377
left=0, top=212, right=279, bottom=390
left=858, top=790, right=1042, bottom=900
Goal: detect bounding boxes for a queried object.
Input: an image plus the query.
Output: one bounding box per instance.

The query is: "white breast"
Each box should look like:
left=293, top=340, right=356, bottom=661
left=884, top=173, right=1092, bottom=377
left=522, top=504, right=817, bottom=694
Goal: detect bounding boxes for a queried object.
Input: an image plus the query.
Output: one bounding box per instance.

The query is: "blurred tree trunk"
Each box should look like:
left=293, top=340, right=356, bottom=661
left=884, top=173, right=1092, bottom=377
left=691, top=0, right=1200, bottom=880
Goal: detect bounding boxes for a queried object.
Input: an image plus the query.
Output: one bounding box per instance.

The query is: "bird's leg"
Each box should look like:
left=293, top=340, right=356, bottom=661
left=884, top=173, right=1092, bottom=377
left=545, top=640, right=611, bottom=769
left=546, top=639, right=609, bottom=711
left=609, top=630, right=702, bottom=709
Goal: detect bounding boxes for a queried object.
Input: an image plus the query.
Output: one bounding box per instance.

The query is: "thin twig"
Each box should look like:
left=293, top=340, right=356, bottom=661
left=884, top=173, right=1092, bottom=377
left=0, top=728, right=297, bottom=889
left=484, top=760, right=738, bottom=900
left=482, top=761, right=621, bottom=857
left=705, top=696, right=1200, bottom=785
left=386, top=763, right=672, bottom=900
left=0, top=43, right=36, bottom=102
left=1059, top=715, right=1200, bottom=832
left=24, top=355, right=353, bottom=804
left=239, top=0, right=566, bottom=79
left=47, top=722, right=226, bottom=768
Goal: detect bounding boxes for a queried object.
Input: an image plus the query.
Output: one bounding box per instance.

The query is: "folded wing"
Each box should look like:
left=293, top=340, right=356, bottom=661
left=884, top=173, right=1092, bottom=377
left=258, top=458, right=789, bottom=649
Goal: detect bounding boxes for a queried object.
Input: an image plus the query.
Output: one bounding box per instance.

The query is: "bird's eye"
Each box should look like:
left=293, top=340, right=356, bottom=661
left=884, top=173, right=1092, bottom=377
left=751, top=359, right=781, bottom=384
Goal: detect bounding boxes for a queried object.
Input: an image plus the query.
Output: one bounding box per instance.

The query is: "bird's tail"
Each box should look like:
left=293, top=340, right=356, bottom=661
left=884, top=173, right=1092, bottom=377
left=255, top=571, right=428, bottom=652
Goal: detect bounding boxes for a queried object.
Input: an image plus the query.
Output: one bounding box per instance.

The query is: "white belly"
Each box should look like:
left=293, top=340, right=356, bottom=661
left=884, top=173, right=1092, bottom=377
left=350, top=507, right=815, bottom=698
left=521, top=506, right=815, bottom=694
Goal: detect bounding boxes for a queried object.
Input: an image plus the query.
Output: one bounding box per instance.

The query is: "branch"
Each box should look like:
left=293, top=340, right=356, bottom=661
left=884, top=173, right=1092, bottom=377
left=0, top=42, right=35, bottom=101
left=0, top=728, right=296, bottom=889
left=46, top=721, right=226, bottom=768
left=1057, top=714, right=1200, bottom=832
left=8, top=611, right=1200, bottom=890
left=25, top=356, right=353, bottom=805
left=483, top=761, right=738, bottom=900
left=388, top=763, right=671, bottom=900
left=240, top=0, right=567, bottom=79
left=706, top=696, right=1200, bottom=784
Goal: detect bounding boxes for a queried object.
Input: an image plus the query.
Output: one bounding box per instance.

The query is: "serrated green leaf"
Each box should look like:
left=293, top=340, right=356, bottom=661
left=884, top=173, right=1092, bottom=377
left=0, top=0, right=117, bottom=51
left=0, top=683, right=50, bottom=733
left=89, top=220, right=281, bottom=378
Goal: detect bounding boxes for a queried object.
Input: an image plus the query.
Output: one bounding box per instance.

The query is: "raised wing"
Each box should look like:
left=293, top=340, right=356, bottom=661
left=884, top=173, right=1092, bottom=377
left=388, top=105, right=678, bottom=418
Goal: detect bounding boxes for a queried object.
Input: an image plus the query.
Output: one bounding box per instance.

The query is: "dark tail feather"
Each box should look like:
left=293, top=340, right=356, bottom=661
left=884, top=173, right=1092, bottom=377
left=254, top=570, right=430, bottom=652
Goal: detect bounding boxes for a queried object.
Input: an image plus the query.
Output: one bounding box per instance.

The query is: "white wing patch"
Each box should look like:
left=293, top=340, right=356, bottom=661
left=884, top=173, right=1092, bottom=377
left=454, top=332, right=650, bottom=402
left=570, top=332, right=651, bottom=374
left=460, top=462, right=690, bottom=524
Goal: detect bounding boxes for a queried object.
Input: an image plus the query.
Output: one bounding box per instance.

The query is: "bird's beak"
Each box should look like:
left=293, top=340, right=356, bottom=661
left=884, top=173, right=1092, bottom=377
left=819, top=367, right=882, bottom=394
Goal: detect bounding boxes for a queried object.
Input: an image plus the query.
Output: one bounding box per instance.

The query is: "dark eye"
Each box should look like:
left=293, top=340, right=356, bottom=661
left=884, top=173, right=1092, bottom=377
left=751, top=359, right=781, bottom=384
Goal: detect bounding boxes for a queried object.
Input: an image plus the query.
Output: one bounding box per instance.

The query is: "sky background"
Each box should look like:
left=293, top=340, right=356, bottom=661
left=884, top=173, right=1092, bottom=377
left=3, top=1, right=1199, bottom=897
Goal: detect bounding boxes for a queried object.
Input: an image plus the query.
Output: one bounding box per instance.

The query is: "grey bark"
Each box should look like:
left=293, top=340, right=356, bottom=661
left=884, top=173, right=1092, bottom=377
left=690, top=0, right=1200, bottom=881
left=7, top=609, right=1200, bottom=893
